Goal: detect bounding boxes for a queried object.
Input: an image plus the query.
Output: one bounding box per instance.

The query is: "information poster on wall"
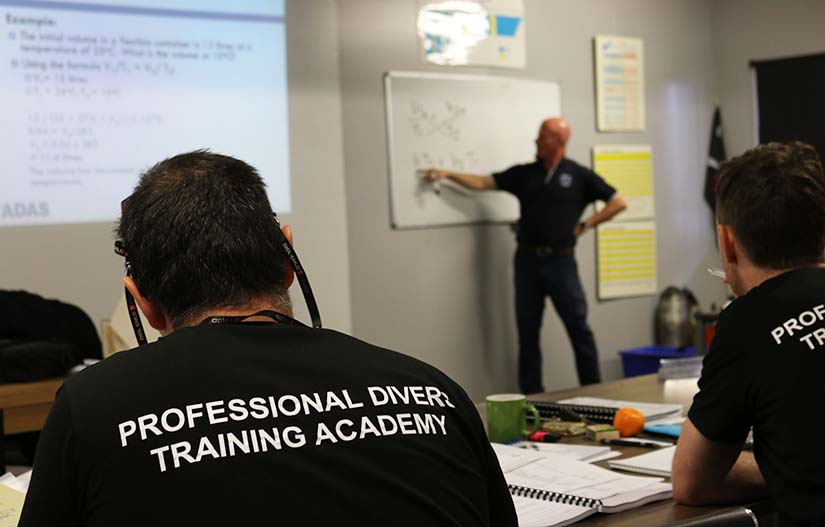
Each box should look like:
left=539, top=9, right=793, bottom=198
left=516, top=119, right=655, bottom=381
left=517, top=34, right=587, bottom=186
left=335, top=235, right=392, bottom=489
left=417, top=0, right=525, bottom=68
left=597, top=221, right=657, bottom=300
left=594, top=35, right=645, bottom=131
left=0, top=1, right=290, bottom=226
left=592, top=145, right=654, bottom=220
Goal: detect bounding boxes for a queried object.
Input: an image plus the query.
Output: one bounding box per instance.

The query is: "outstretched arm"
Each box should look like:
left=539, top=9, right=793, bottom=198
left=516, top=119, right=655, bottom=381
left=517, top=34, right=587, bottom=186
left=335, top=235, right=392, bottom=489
left=421, top=168, right=495, bottom=191
left=672, top=418, right=768, bottom=505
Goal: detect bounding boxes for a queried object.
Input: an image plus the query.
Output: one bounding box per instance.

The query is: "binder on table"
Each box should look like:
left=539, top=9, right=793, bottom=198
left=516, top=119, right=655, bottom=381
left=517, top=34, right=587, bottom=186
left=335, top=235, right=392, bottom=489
left=608, top=445, right=676, bottom=478
left=554, top=397, right=683, bottom=421
left=526, top=401, right=618, bottom=423
left=492, top=444, right=673, bottom=527
left=528, top=398, right=684, bottom=424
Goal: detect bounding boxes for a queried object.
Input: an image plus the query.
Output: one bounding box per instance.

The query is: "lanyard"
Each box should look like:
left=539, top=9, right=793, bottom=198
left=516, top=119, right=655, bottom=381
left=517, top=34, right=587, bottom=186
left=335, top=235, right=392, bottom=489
left=543, top=162, right=560, bottom=185
left=200, top=309, right=307, bottom=328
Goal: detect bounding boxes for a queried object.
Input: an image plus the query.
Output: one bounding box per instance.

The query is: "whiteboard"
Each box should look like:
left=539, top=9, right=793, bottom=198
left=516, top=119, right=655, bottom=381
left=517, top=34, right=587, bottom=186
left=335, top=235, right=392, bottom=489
left=384, top=71, right=561, bottom=228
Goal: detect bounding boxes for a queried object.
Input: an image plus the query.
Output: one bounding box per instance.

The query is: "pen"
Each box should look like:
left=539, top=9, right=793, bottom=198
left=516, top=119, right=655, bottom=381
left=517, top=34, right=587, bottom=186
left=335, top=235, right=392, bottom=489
left=600, top=438, right=662, bottom=448
left=706, top=266, right=726, bottom=279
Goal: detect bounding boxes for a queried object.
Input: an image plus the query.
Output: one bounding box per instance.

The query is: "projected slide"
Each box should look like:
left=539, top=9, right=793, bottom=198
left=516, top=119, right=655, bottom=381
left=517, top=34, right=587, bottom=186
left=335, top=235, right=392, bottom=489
left=0, top=0, right=289, bottom=226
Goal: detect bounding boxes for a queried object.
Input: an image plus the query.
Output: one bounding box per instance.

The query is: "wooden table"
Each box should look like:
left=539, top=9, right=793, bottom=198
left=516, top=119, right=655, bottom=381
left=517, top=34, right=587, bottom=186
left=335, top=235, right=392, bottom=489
left=0, top=378, right=64, bottom=435
left=0, top=378, right=64, bottom=471
left=491, top=374, right=769, bottom=526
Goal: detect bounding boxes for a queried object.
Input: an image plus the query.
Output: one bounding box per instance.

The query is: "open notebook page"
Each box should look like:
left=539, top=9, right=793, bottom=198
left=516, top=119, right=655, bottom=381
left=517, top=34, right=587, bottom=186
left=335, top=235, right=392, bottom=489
left=599, top=482, right=674, bottom=513
left=508, top=441, right=612, bottom=462
left=491, top=443, right=546, bottom=472
left=511, top=495, right=596, bottom=527
left=505, top=454, right=666, bottom=500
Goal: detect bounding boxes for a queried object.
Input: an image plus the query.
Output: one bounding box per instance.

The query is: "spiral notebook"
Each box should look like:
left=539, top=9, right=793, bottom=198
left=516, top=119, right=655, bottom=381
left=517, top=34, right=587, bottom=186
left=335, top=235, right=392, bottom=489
left=493, top=445, right=673, bottom=527
left=608, top=445, right=676, bottom=478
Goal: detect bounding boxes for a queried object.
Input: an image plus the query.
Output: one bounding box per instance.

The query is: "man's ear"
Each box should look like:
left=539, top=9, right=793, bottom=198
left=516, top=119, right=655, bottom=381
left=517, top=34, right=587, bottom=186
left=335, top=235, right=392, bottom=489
left=123, top=276, right=172, bottom=334
left=281, top=224, right=295, bottom=289
left=717, top=224, right=739, bottom=267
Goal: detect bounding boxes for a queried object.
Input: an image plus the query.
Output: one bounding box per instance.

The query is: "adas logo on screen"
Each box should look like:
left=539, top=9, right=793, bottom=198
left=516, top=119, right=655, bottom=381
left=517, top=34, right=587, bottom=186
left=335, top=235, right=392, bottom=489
left=1, top=202, right=50, bottom=219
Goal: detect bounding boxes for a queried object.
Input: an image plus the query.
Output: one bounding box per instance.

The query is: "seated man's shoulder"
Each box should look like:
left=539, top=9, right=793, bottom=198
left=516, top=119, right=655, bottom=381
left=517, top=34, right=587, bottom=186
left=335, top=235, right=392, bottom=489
left=318, top=329, right=462, bottom=386
left=60, top=338, right=167, bottom=398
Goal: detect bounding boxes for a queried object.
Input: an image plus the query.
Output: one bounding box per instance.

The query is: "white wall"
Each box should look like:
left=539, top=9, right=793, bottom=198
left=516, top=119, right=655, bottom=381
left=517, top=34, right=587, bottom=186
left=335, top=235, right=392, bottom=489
left=712, top=0, right=825, bottom=157
left=338, top=0, right=729, bottom=400
left=0, top=0, right=353, bottom=336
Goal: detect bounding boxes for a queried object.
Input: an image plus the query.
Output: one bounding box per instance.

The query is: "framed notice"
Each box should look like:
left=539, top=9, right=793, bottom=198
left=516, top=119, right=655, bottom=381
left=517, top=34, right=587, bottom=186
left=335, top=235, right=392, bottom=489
left=597, top=221, right=657, bottom=300
left=594, top=35, right=645, bottom=131
left=417, top=0, right=526, bottom=68
left=592, top=145, right=654, bottom=220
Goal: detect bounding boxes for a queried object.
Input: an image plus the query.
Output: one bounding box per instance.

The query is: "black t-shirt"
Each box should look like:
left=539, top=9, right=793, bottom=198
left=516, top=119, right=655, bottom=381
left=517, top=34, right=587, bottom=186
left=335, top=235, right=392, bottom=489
left=688, top=268, right=825, bottom=520
left=20, top=323, right=516, bottom=527
left=492, top=158, right=616, bottom=247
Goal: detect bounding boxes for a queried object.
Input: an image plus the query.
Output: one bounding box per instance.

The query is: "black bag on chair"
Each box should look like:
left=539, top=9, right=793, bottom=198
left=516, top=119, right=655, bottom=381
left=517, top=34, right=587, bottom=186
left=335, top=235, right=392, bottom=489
left=0, top=339, right=83, bottom=383
left=0, top=290, right=101, bottom=382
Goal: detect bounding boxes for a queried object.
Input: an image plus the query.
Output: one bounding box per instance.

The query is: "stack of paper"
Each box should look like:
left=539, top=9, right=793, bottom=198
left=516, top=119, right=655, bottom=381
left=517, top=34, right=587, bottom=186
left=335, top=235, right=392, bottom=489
left=0, top=472, right=30, bottom=495
left=0, top=472, right=28, bottom=527
left=608, top=445, right=676, bottom=478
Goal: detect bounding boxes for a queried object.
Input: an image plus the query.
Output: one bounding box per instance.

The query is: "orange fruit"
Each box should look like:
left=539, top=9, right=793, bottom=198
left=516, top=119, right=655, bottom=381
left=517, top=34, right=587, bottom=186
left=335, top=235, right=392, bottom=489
left=613, top=407, right=645, bottom=437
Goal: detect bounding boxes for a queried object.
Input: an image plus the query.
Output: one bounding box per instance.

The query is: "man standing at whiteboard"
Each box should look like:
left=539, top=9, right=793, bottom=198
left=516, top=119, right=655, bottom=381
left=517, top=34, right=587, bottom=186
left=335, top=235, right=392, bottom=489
left=425, top=117, right=626, bottom=393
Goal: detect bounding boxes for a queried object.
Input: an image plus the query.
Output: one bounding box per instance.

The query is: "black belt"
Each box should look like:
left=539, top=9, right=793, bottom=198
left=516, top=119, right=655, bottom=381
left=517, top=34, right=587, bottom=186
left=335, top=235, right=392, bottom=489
left=519, top=245, right=574, bottom=256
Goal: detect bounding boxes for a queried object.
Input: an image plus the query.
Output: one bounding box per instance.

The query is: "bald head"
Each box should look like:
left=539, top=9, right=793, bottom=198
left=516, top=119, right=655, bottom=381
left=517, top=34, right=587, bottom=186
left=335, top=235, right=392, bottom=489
left=535, top=117, right=570, bottom=166
left=541, top=118, right=571, bottom=145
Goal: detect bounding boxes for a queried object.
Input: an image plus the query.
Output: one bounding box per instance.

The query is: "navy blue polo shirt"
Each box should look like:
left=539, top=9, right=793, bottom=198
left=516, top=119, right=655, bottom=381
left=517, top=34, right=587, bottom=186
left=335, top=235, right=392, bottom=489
left=492, top=158, right=616, bottom=248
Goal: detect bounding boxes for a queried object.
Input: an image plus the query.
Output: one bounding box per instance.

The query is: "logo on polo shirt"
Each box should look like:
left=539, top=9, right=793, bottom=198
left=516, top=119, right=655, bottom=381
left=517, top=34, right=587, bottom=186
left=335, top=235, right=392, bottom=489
left=559, top=173, right=573, bottom=188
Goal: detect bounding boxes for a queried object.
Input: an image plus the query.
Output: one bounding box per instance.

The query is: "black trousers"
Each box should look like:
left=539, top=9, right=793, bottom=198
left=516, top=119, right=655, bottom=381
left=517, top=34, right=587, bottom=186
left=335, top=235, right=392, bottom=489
left=514, top=249, right=601, bottom=394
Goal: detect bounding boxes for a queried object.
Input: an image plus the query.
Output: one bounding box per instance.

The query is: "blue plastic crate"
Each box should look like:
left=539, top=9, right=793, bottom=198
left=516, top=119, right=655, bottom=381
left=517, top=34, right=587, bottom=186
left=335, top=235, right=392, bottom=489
left=619, top=345, right=697, bottom=377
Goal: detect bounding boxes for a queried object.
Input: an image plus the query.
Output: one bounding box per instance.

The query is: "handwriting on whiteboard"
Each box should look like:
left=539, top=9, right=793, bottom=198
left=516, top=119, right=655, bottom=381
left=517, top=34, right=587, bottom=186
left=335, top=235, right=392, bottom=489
left=408, top=100, right=466, bottom=141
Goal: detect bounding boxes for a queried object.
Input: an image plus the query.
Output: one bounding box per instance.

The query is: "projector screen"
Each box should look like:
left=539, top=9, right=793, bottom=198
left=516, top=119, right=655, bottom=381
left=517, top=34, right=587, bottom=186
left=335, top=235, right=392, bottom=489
left=0, top=0, right=289, bottom=226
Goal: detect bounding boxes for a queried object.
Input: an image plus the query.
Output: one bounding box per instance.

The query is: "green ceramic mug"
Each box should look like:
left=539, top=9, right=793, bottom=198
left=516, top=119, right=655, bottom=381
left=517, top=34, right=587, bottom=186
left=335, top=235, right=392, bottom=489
left=486, top=394, right=541, bottom=443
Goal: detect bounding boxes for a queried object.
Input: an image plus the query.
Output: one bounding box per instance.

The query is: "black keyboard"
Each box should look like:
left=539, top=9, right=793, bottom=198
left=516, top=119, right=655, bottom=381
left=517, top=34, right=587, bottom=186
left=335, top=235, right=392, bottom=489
left=527, top=401, right=618, bottom=423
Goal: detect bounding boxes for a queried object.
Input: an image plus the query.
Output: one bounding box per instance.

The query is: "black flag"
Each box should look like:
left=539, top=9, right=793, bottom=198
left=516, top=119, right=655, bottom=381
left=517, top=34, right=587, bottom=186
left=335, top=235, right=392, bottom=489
left=704, top=107, right=726, bottom=211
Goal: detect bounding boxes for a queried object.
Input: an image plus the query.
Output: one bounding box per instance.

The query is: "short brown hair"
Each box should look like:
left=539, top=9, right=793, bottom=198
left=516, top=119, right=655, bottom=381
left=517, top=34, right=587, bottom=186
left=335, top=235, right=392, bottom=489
left=716, top=142, right=825, bottom=269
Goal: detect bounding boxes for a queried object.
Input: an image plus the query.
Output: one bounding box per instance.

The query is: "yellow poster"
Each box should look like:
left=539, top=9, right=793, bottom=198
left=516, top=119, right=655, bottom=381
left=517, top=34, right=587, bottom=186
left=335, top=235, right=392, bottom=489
left=593, top=145, right=654, bottom=221
left=597, top=221, right=657, bottom=299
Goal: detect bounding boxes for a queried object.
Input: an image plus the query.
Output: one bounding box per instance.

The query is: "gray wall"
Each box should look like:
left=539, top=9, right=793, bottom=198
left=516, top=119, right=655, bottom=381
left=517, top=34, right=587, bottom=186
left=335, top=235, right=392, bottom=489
left=713, top=0, right=825, bottom=157
left=0, top=0, right=353, bottom=335
left=339, top=0, right=729, bottom=400
left=7, top=0, right=820, bottom=402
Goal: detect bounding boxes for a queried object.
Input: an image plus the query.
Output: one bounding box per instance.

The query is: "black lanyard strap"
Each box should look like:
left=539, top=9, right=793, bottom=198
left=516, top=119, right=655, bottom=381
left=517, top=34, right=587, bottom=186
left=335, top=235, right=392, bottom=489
left=273, top=214, right=322, bottom=329
left=115, top=239, right=149, bottom=346
left=202, top=309, right=307, bottom=328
